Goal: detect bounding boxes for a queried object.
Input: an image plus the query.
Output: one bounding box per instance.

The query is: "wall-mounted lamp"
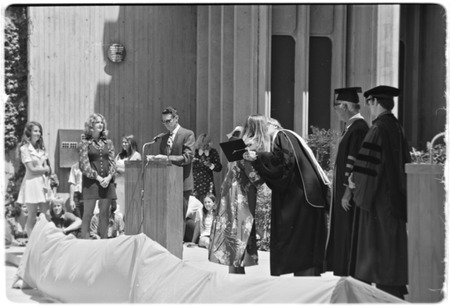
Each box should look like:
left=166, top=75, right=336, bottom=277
left=107, top=43, right=126, bottom=63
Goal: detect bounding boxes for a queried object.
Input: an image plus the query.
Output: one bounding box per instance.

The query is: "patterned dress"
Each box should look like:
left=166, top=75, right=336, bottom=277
left=192, top=148, right=222, bottom=200
left=209, top=159, right=271, bottom=267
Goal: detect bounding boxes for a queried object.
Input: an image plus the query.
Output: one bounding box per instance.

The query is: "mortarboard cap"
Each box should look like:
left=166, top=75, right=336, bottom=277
left=220, top=138, right=248, bottom=162
left=226, top=126, right=244, bottom=140
left=363, top=85, right=400, bottom=99
left=334, top=87, right=362, bottom=104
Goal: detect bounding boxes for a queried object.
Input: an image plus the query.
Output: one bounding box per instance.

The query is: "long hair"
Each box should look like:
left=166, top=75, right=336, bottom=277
left=202, top=193, right=216, bottom=226
left=83, top=113, right=108, bottom=140
left=50, top=197, right=66, bottom=219
left=267, top=117, right=282, bottom=129
left=118, top=134, right=139, bottom=159
left=241, top=114, right=270, bottom=152
left=18, top=121, right=45, bottom=160
left=20, top=121, right=45, bottom=150
left=194, top=133, right=212, bottom=150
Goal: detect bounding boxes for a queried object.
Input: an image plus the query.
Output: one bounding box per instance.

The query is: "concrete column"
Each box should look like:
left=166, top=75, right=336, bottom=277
left=376, top=5, right=400, bottom=116
left=294, top=6, right=310, bottom=137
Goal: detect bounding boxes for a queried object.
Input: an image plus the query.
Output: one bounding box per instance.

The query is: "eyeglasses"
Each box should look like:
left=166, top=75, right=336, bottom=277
left=161, top=117, right=174, bottom=124
left=365, top=97, right=374, bottom=105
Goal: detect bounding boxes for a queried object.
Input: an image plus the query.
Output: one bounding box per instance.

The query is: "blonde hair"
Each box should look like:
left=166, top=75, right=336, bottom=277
left=50, top=197, right=66, bottom=218
left=84, top=113, right=108, bottom=140
left=267, top=117, right=282, bottom=129
left=241, top=114, right=270, bottom=152
left=194, top=133, right=212, bottom=150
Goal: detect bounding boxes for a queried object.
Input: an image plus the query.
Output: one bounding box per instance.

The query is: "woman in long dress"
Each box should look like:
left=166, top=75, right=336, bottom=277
left=114, top=134, right=141, bottom=218
left=209, top=114, right=272, bottom=274
left=16, top=121, right=51, bottom=237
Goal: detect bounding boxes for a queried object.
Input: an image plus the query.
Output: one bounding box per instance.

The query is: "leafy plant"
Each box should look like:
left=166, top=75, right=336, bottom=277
left=4, top=6, right=28, bottom=151
left=4, top=6, right=28, bottom=208
left=410, top=143, right=446, bottom=165
left=306, top=126, right=340, bottom=175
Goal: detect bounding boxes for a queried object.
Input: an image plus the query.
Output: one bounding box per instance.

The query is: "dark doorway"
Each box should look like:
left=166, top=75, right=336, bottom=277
left=271, top=35, right=295, bottom=130
left=308, top=37, right=332, bottom=132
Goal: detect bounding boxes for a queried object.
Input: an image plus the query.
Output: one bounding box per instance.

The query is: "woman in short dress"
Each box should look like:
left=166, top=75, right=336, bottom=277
left=16, top=121, right=51, bottom=237
left=114, top=134, right=141, bottom=219
left=78, top=113, right=116, bottom=239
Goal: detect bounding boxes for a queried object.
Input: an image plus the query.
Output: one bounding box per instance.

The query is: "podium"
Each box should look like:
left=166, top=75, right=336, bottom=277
left=405, top=164, right=445, bottom=302
left=124, top=160, right=183, bottom=258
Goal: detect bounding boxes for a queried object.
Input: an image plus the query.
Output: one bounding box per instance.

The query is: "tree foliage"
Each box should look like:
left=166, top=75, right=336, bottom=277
left=4, top=6, right=28, bottom=151
left=4, top=6, right=28, bottom=207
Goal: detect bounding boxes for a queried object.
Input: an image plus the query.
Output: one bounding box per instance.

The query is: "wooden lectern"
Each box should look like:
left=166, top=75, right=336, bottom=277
left=405, top=163, right=445, bottom=302
left=124, top=160, right=183, bottom=258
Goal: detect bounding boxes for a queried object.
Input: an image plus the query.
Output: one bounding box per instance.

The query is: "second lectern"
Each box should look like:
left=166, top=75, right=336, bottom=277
left=124, top=160, right=183, bottom=258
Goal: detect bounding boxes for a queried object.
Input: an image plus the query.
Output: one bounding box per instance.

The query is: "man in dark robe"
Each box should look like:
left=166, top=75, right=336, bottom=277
left=324, top=87, right=369, bottom=276
left=247, top=118, right=330, bottom=276
left=349, top=85, right=410, bottom=299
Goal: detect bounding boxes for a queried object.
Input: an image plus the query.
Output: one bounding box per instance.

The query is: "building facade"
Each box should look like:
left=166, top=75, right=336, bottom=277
left=25, top=4, right=446, bottom=193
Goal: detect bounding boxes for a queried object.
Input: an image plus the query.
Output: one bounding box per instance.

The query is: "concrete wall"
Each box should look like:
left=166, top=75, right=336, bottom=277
left=28, top=6, right=197, bottom=192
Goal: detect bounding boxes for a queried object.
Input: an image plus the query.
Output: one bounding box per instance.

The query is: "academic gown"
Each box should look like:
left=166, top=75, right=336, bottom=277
left=253, top=129, right=329, bottom=276
left=325, top=118, right=369, bottom=276
left=352, top=112, right=410, bottom=286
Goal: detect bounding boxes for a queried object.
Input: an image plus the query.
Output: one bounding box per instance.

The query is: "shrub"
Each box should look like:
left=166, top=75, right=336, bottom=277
left=4, top=6, right=28, bottom=208
left=306, top=126, right=340, bottom=180
left=410, top=142, right=446, bottom=165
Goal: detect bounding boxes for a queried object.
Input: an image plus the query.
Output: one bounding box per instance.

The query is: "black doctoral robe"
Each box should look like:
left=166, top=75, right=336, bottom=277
left=352, top=112, right=410, bottom=287
left=325, top=117, right=369, bottom=276
left=253, top=129, right=329, bottom=276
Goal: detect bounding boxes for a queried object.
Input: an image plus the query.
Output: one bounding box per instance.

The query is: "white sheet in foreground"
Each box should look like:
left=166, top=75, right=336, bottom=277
left=16, top=218, right=405, bottom=303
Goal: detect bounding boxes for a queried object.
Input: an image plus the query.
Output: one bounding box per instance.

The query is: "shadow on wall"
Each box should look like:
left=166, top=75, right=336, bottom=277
left=94, top=5, right=197, bottom=158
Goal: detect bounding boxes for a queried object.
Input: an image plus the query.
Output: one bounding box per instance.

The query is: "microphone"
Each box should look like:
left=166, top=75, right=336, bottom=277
left=142, top=132, right=166, bottom=155
left=152, top=132, right=166, bottom=141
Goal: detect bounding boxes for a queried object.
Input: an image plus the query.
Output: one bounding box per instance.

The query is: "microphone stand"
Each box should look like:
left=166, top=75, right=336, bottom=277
left=139, top=139, right=157, bottom=232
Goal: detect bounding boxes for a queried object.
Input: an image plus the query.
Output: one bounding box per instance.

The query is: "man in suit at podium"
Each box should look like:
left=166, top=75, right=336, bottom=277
left=159, top=106, right=195, bottom=221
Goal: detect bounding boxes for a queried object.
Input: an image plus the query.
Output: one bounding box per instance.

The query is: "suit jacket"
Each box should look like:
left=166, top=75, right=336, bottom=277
left=159, top=126, right=195, bottom=191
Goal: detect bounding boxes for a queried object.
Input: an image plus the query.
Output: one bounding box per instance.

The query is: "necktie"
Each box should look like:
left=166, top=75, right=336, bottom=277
left=167, top=133, right=174, bottom=155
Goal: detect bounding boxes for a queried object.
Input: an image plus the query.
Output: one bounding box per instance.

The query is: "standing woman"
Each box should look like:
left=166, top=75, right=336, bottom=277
left=192, top=133, right=222, bottom=201
left=16, top=121, right=51, bottom=237
left=209, top=114, right=272, bottom=274
left=114, top=134, right=141, bottom=218
left=78, top=113, right=116, bottom=239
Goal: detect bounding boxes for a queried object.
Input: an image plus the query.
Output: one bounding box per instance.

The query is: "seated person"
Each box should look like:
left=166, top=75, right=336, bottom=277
left=193, top=194, right=216, bottom=248
left=5, top=202, right=28, bottom=247
left=90, top=200, right=124, bottom=239
left=50, top=196, right=82, bottom=237
left=184, top=195, right=203, bottom=243
left=185, top=194, right=216, bottom=248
